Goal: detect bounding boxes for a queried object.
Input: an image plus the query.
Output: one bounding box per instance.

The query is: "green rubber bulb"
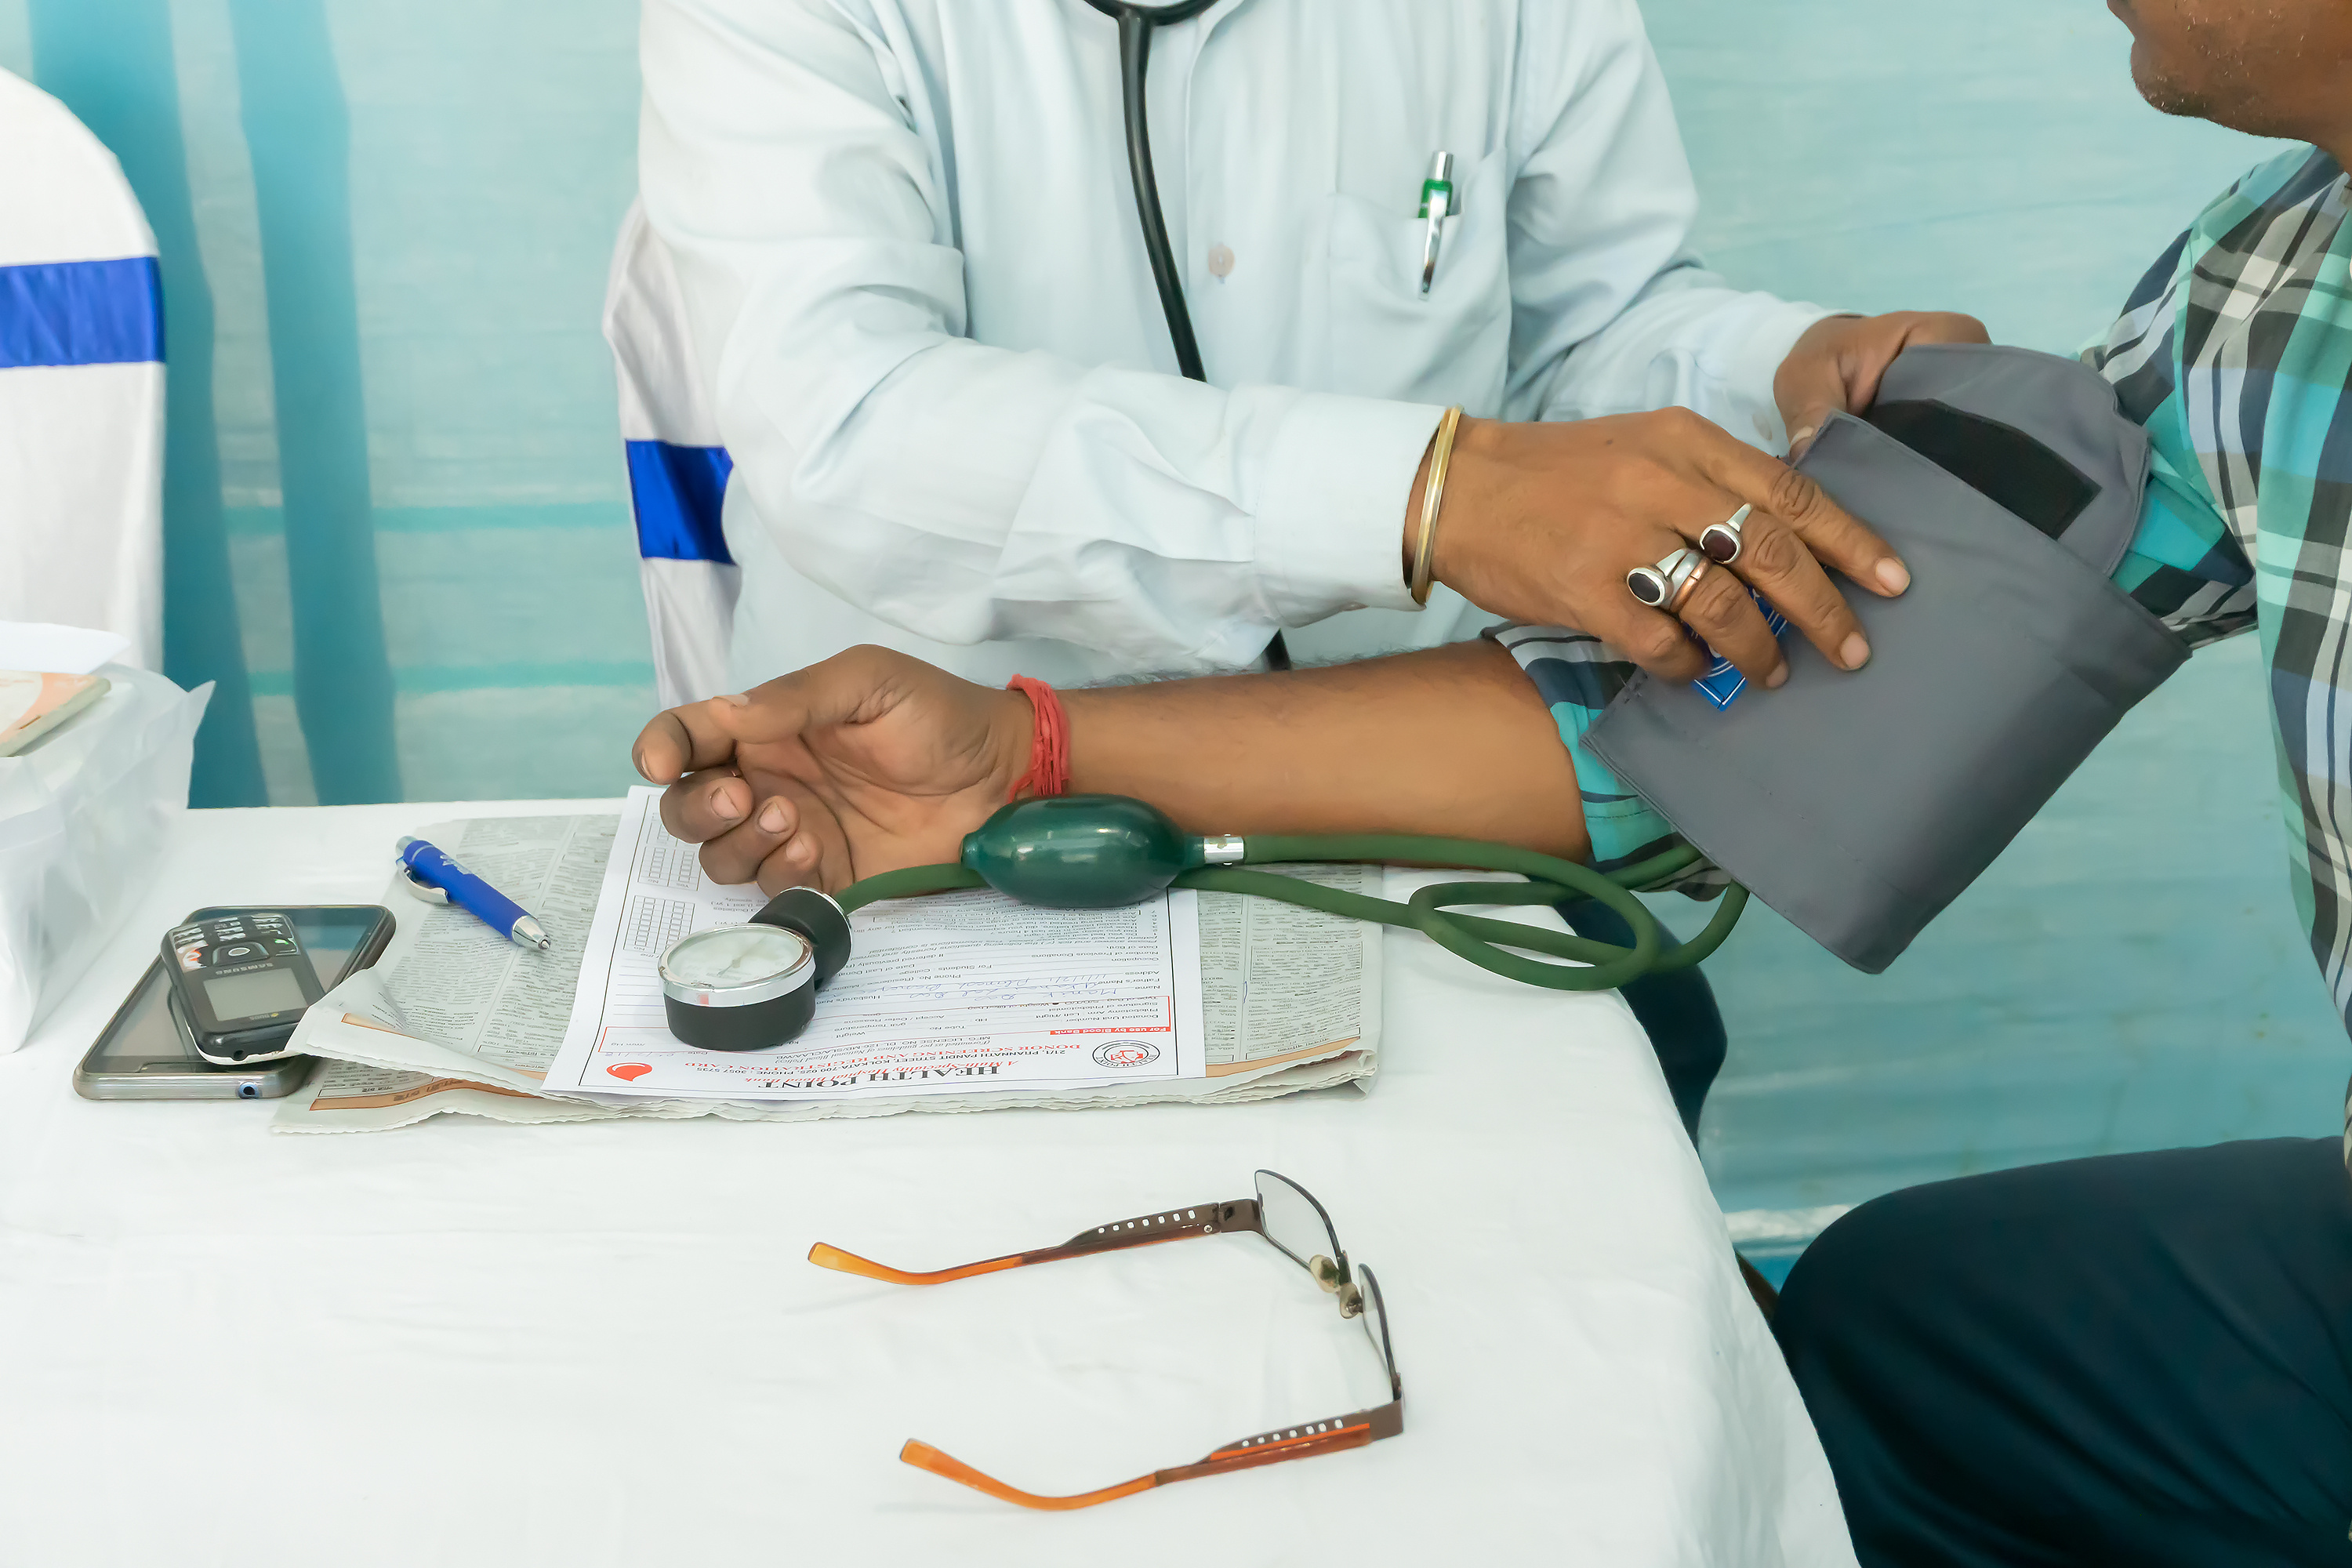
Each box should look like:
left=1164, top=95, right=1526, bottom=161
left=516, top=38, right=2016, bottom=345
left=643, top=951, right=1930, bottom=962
left=960, top=795, right=1191, bottom=908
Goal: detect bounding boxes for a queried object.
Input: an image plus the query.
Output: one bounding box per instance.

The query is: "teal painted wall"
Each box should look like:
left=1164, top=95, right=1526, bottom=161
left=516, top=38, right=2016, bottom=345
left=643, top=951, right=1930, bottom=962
left=0, top=0, right=2336, bottom=1204
left=1, top=0, right=651, bottom=807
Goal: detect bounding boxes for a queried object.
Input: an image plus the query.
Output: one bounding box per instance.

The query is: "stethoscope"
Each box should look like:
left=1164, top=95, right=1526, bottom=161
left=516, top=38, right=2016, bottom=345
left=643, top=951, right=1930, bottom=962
left=1080, top=0, right=1292, bottom=670
left=1083, top=0, right=1221, bottom=382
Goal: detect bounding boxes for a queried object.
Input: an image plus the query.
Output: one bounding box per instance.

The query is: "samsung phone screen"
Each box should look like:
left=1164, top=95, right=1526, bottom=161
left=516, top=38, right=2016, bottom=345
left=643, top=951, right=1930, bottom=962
left=92, top=966, right=194, bottom=1068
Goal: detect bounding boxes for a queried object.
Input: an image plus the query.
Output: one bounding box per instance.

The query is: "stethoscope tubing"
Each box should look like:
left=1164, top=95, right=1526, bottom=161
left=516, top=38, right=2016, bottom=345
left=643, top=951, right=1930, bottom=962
left=832, top=834, right=1739, bottom=993
left=1083, top=0, right=1291, bottom=669
left=1090, top=0, right=1219, bottom=382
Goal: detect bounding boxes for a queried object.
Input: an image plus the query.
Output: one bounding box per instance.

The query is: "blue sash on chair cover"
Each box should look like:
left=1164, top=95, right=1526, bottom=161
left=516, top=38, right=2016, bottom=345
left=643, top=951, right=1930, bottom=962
left=0, top=67, right=167, bottom=670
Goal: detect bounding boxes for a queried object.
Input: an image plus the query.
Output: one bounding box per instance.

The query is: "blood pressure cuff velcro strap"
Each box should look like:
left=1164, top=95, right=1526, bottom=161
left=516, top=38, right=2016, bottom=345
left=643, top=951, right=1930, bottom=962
left=1582, top=344, right=2188, bottom=973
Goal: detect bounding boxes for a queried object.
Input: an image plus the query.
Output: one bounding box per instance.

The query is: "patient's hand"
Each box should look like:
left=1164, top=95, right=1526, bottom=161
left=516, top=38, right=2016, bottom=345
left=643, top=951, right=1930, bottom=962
left=1776, top=310, right=1992, bottom=459
left=632, top=647, right=1030, bottom=894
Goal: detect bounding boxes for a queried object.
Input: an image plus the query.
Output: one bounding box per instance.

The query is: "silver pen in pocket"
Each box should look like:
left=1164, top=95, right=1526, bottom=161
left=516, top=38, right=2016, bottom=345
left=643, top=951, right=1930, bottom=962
left=1419, top=151, right=1457, bottom=296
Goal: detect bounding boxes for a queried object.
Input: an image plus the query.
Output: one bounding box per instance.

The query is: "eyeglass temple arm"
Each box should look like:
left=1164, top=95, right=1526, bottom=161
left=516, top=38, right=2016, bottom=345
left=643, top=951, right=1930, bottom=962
left=899, top=1398, right=1406, bottom=1511
left=807, top=1196, right=1260, bottom=1286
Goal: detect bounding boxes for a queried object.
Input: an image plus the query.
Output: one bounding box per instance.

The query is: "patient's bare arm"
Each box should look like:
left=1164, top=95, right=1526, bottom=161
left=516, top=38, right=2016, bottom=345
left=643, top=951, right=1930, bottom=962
left=633, top=641, right=1588, bottom=895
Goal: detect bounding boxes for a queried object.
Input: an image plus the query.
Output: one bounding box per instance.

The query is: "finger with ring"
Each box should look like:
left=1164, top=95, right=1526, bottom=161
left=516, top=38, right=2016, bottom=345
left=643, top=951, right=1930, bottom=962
left=1700, top=503, right=1750, bottom=565
left=1666, top=556, right=1713, bottom=615
left=1627, top=546, right=1705, bottom=608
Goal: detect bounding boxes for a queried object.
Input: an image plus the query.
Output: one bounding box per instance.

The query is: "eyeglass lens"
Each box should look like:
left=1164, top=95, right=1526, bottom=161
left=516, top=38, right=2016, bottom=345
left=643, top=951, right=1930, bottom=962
left=1355, top=1265, right=1399, bottom=1391
left=1254, top=1168, right=1345, bottom=1275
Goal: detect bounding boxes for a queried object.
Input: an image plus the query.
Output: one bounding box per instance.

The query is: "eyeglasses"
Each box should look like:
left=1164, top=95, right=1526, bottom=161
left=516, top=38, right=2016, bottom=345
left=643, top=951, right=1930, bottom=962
left=808, top=1168, right=1404, bottom=1509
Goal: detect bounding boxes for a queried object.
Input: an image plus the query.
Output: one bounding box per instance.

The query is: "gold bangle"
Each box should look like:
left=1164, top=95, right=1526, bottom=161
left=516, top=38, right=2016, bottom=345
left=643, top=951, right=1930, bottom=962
left=1410, top=405, right=1463, bottom=607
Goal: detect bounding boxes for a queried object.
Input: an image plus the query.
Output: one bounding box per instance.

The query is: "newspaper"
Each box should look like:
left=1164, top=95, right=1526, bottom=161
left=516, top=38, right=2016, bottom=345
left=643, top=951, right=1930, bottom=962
left=274, top=803, right=1380, bottom=1133
left=541, top=789, right=1207, bottom=1102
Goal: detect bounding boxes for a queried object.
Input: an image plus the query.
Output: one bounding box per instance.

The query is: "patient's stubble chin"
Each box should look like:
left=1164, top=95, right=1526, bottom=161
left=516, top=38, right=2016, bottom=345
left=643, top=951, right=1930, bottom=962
left=2132, top=66, right=2217, bottom=122
left=2126, top=27, right=2285, bottom=137
left=2126, top=16, right=2305, bottom=139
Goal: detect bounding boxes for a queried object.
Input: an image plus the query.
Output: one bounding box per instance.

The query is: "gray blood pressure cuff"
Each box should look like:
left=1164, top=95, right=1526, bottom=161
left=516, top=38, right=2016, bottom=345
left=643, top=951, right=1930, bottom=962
left=1581, top=344, right=2187, bottom=973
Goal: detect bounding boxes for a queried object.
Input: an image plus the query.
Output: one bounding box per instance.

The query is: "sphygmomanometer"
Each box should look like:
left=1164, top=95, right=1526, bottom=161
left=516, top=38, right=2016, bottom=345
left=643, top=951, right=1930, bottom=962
left=659, top=345, right=2179, bottom=1052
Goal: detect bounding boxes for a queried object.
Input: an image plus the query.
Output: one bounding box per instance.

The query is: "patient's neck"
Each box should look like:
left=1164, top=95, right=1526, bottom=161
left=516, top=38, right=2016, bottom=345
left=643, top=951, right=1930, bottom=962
left=2296, top=103, right=2352, bottom=177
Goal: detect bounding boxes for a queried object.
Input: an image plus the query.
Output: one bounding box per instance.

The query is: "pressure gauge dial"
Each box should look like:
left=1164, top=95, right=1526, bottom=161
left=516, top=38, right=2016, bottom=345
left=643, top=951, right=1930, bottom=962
left=659, top=923, right=817, bottom=1051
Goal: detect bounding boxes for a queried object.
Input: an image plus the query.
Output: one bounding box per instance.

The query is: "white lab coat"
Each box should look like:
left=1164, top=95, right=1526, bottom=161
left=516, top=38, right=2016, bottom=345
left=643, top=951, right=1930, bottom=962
left=639, top=0, right=1830, bottom=690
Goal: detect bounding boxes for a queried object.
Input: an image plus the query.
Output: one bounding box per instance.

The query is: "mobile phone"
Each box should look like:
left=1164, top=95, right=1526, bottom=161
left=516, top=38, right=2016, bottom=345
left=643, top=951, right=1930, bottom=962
left=74, top=905, right=396, bottom=1101
left=164, top=908, right=329, bottom=1063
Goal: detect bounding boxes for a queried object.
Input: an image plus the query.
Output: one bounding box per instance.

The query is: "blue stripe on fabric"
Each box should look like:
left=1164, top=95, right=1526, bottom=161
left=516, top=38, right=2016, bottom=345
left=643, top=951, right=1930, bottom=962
left=626, top=439, right=735, bottom=564
left=0, top=256, right=163, bottom=368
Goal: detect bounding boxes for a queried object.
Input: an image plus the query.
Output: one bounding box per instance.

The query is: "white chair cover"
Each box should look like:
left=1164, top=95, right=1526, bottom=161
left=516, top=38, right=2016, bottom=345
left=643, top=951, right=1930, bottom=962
left=603, top=199, right=739, bottom=711
left=0, top=68, right=165, bottom=671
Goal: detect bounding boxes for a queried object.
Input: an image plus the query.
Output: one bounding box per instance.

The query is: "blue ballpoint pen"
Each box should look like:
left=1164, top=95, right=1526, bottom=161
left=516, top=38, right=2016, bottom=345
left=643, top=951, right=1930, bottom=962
left=394, top=836, right=551, bottom=951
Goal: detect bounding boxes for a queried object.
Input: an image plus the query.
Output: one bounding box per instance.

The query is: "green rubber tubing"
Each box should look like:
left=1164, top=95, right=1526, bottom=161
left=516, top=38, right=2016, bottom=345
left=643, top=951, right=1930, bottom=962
left=836, top=833, right=1745, bottom=993
left=836, top=862, right=986, bottom=911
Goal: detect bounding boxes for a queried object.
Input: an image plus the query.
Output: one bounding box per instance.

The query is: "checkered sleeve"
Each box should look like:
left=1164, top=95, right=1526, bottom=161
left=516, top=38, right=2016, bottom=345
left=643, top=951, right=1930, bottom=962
left=2082, top=220, right=2258, bottom=647
left=1485, top=623, right=1722, bottom=894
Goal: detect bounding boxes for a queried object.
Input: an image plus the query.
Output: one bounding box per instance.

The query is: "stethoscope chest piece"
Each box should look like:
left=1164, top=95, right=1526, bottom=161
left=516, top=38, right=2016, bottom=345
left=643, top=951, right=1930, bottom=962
left=658, top=888, right=854, bottom=1052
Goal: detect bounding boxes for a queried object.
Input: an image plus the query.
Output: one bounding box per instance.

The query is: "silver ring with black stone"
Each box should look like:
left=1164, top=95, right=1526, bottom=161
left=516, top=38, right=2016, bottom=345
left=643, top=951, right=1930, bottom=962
left=1627, top=546, right=1706, bottom=609
left=1700, top=503, right=1751, bottom=566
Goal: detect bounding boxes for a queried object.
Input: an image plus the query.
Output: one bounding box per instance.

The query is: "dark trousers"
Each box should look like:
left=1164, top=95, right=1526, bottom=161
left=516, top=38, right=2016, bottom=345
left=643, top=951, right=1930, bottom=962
left=1777, top=1138, right=2352, bottom=1566
left=1559, top=897, right=1726, bottom=1137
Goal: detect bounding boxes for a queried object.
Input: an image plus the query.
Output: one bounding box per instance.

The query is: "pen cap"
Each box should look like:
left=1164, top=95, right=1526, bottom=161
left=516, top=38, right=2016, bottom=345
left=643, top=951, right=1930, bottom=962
left=1418, top=152, right=1459, bottom=221
left=396, top=836, right=461, bottom=876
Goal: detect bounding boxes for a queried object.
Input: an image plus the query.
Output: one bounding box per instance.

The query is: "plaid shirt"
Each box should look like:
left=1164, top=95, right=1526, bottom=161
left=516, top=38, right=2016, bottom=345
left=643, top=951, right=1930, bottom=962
left=2088, top=146, right=2352, bottom=1165
left=1504, top=144, right=2352, bottom=1156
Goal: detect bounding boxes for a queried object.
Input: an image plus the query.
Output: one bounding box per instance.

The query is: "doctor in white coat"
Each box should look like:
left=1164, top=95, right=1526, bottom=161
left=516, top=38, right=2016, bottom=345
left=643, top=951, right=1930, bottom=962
left=637, top=0, right=1981, bottom=695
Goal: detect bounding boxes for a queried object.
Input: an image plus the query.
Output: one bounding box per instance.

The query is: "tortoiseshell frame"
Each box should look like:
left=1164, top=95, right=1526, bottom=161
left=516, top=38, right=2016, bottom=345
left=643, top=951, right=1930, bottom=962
left=810, top=1183, right=1406, bottom=1509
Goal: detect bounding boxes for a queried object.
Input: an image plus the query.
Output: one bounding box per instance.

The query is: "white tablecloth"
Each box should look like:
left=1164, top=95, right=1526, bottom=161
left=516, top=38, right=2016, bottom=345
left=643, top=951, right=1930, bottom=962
left=0, top=802, right=1853, bottom=1567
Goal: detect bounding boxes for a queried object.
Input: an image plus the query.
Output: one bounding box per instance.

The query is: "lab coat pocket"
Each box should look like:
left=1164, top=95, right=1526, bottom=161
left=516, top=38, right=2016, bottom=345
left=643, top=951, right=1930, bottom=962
left=1322, top=148, right=1510, bottom=409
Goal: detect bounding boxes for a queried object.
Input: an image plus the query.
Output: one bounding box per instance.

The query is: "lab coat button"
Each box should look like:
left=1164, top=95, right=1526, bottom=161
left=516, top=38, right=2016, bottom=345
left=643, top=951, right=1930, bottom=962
left=1207, top=243, right=1235, bottom=278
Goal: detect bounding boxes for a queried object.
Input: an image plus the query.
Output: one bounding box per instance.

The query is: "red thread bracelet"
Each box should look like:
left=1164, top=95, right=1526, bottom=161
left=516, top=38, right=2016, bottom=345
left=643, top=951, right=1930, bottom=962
left=1005, top=675, right=1070, bottom=802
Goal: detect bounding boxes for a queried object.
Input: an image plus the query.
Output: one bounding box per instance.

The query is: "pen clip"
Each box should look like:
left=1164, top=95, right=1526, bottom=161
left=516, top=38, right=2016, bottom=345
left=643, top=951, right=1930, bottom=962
left=394, top=862, right=450, bottom=905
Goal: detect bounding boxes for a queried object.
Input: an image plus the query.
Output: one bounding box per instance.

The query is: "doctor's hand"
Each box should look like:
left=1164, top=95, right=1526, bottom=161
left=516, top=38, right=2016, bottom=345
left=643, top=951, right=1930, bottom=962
left=632, top=648, right=1028, bottom=895
left=1773, top=310, right=1991, bottom=460
left=1421, top=406, right=1911, bottom=687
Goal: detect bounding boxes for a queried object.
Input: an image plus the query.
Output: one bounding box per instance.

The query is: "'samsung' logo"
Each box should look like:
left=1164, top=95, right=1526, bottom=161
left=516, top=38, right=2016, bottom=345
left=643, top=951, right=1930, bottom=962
left=1091, top=1037, right=1161, bottom=1069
